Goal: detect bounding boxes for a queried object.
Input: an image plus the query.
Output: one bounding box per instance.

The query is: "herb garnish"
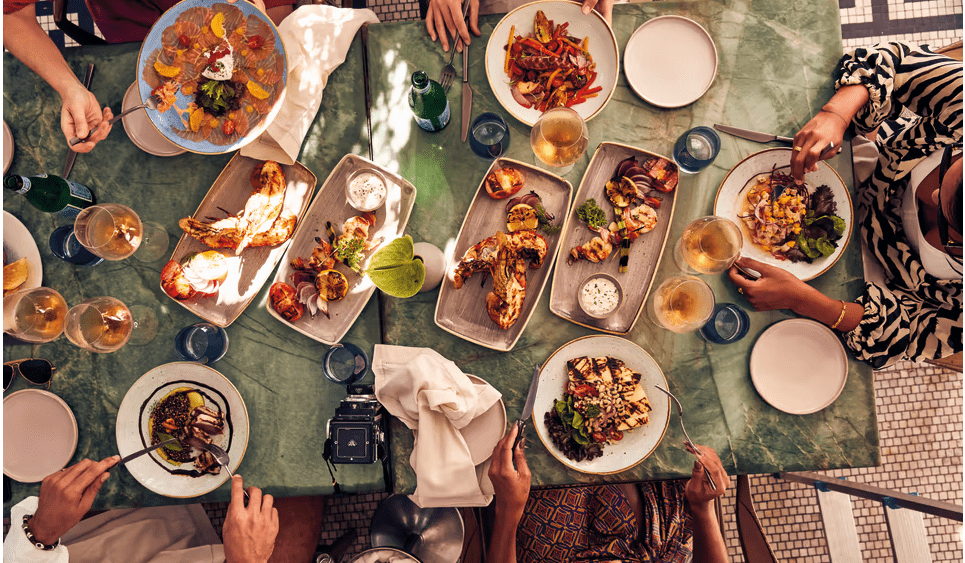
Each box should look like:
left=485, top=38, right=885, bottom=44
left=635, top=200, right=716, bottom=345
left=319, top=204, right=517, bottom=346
left=576, top=198, right=607, bottom=230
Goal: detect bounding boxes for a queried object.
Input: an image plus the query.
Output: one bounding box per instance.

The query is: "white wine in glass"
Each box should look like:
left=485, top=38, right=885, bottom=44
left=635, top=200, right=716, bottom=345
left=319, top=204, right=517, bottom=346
left=74, top=204, right=143, bottom=260
left=2, top=287, right=68, bottom=343
left=651, top=275, right=716, bottom=333
left=65, top=296, right=133, bottom=353
left=675, top=216, right=743, bottom=274
left=530, top=107, right=588, bottom=169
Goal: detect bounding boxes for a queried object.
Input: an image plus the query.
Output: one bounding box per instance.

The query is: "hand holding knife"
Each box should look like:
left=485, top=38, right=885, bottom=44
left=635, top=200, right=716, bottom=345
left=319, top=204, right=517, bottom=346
left=512, top=364, right=542, bottom=456
left=714, top=123, right=840, bottom=157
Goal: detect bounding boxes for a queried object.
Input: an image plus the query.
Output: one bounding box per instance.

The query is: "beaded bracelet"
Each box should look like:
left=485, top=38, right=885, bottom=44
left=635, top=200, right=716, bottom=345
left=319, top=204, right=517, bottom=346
left=830, top=300, right=848, bottom=331
left=22, top=515, right=60, bottom=551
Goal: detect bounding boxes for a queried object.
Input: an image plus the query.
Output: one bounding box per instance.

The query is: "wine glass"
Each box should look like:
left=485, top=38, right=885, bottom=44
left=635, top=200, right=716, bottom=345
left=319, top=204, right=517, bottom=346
left=73, top=204, right=143, bottom=260
left=2, top=287, right=68, bottom=343
left=674, top=216, right=743, bottom=274
left=64, top=296, right=134, bottom=353
left=530, top=107, right=588, bottom=173
left=649, top=275, right=716, bottom=333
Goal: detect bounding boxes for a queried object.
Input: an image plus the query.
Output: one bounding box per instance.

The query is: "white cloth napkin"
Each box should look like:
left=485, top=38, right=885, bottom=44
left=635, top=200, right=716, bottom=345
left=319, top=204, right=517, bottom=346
left=240, top=5, right=379, bottom=164
left=373, top=345, right=502, bottom=508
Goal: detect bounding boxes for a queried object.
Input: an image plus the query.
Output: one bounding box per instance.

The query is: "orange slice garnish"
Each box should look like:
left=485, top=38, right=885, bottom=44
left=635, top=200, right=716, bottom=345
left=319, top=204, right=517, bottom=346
left=211, top=13, right=226, bottom=38
left=246, top=80, right=269, bottom=100
left=153, top=61, right=181, bottom=78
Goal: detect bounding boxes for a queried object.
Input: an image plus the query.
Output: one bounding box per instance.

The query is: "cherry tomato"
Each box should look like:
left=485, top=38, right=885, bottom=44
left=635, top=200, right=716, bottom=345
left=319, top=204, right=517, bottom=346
left=572, top=384, right=599, bottom=398
left=178, top=34, right=191, bottom=47
left=547, top=40, right=559, bottom=51
left=591, top=431, right=607, bottom=444
left=608, top=429, right=624, bottom=442
left=222, top=119, right=235, bottom=135
left=248, top=35, right=264, bottom=49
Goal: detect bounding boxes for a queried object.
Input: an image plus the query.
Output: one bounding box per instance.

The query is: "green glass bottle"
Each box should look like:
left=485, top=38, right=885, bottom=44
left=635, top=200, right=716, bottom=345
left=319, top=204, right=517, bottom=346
left=3, top=173, right=96, bottom=219
left=408, top=70, right=450, bottom=132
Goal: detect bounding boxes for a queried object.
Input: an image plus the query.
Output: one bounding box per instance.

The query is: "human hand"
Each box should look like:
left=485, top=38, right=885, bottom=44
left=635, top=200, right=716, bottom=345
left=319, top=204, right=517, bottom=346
left=581, top=0, right=614, bottom=23
left=488, top=423, right=531, bottom=522
left=60, top=83, right=112, bottom=153
left=728, top=257, right=813, bottom=312
left=223, top=475, right=279, bottom=563
left=425, top=0, right=480, bottom=53
left=28, top=456, right=120, bottom=545
left=683, top=444, right=729, bottom=507
left=790, top=110, right=847, bottom=182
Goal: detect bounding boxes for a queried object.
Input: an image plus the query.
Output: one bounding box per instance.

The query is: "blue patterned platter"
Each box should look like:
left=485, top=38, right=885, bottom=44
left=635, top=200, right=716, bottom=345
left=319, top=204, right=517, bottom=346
left=136, top=0, right=287, bottom=154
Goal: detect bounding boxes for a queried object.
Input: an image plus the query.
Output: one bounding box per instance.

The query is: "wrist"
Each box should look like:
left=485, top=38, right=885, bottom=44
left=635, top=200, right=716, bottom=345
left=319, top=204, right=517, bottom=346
left=687, top=499, right=716, bottom=519
left=24, top=515, right=61, bottom=548
left=819, top=106, right=849, bottom=127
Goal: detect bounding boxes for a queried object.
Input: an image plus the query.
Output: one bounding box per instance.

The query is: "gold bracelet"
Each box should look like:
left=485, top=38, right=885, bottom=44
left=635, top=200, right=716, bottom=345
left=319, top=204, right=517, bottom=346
left=820, top=107, right=849, bottom=127
left=830, top=300, right=848, bottom=330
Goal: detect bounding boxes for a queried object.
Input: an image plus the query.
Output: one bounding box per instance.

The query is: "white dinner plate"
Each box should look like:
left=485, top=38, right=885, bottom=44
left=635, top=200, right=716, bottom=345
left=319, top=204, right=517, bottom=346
left=3, top=210, right=44, bottom=292
left=624, top=16, right=717, bottom=108
left=116, top=362, right=249, bottom=497
left=3, top=120, right=13, bottom=173
left=533, top=335, right=670, bottom=474
left=121, top=82, right=186, bottom=157
left=749, top=319, right=848, bottom=415
left=714, top=148, right=853, bottom=281
left=463, top=374, right=507, bottom=465
left=485, top=0, right=619, bottom=126
left=4, top=389, right=78, bottom=482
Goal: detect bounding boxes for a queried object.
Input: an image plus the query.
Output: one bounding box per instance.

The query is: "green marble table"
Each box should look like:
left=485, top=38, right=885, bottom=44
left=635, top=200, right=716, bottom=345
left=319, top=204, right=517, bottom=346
left=369, top=1, right=880, bottom=491
left=3, top=36, right=386, bottom=513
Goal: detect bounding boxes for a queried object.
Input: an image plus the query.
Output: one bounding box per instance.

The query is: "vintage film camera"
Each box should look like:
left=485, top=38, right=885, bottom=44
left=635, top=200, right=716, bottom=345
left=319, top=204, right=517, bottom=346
left=325, top=384, right=386, bottom=464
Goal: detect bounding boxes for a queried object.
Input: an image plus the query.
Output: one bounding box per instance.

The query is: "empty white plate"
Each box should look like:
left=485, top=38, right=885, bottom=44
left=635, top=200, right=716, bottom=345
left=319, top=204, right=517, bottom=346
left=624, top=15, right=718, bottom=108
left=3, top=120, right=13, bottom=173
left=121, top=82, right=186, bottom=157
left=4, top=389, right=78, bottom=482
left=750, top=319, right=848, bottom=415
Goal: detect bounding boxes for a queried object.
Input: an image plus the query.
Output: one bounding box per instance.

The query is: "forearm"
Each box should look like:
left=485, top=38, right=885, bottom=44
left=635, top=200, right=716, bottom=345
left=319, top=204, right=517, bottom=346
left=488, top=510, right=521, bottom=563
left=689, top=501, right=728, bottom=563
left=3, top=6, right=83, bottom=97
left=821, top=84, right=870, bottom=127
left=791, top=284, right=863, bottom=333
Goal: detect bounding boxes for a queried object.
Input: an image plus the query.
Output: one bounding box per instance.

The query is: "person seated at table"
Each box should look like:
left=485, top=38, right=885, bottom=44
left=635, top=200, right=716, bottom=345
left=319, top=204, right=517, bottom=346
left=425, top=0, right=615, bottom=53
left=3, top=455, right=325, bottom=563
left=729, top=42, right=962, bottom=370
left=488, top=425, right=731, bottom=563
left=1, top=0, right=293, bottom=154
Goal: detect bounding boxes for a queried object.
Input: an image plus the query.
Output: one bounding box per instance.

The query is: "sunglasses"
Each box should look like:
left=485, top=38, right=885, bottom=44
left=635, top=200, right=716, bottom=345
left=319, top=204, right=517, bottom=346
left=3, top=359, right=56, bottom=392
left=937, top=145, right=963, bottom=265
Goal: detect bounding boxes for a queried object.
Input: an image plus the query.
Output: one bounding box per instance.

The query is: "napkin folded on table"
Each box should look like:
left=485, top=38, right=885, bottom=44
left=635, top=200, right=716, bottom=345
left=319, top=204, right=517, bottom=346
left=240, top=5, right=380, bottom=164
left=373, top=345, right=502, bottom=508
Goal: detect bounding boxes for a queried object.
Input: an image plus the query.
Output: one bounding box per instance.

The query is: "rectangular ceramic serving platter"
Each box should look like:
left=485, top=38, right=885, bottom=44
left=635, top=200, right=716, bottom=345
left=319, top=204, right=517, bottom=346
left=164, top=154, right=317, bottom=327
left=435, top=157, right=572, bottom=351
left=549, top=142, right=678, bottom=334
left=268, top=154, right=417, bottom=344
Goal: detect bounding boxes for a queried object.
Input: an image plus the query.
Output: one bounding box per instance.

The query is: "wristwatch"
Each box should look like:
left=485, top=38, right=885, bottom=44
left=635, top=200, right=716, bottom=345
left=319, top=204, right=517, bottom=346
left=22, top=515, right=60, bottom=551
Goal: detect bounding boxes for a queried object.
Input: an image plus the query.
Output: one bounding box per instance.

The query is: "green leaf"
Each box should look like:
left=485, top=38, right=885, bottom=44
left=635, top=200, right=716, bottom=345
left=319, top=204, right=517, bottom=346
left=555, top=399, right=567, bottom=415
left=829, top=215, right=846, bottom=235
left=364, top=236, right=426, bottom=298
left=561, top=410, right=574, bottom=425
left=571, top=411, right=584, bottom=428
left=815, top=236, right=835, bottom=257
left=583, top=404, right=601, bottom=419
left=157, top=432, right=183, bottom=452
left=572, top=431, right=590, bottom=445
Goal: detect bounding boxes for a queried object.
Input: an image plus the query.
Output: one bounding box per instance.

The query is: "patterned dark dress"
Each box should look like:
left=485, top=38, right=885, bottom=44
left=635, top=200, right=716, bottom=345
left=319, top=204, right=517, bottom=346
left=516, top=482, right=693, bottom=563
left=833, top=42, right=962, bottom=369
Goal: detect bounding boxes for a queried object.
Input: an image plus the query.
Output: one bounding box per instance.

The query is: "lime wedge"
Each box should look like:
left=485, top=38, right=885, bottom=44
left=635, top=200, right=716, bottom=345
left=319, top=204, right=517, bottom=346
left=365, top=236, right=426, bottom=298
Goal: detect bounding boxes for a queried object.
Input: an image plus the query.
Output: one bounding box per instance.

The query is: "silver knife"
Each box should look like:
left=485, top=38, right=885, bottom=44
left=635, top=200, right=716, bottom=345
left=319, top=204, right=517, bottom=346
left=117, top=437, right=179, bottom=466
left=460, top=40, right=472, bottom=142
left=62, top=63, right=96, bottom=179
left=714, top=124, right=793, bottom=144
left=512, top=364, right=542, bottom=452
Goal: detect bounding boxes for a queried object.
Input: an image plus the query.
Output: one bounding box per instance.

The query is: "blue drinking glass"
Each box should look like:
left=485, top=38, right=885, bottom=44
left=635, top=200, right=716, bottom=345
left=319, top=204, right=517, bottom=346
left=700, top=303, right=750, bottom=344
left=323, top=342, right=368, bottom=385
left=672, top=126, right=721, bottom=173
left=49, top=225, right=103, bottom=266
left=174, top=323, right=229, bottom=363
left=469, top=112, right=510, bottom=159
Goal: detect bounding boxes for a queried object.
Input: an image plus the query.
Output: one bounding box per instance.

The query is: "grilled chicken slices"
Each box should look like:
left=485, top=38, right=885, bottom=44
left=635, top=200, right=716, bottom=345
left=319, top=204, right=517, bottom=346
left=566, top=355, right=651, bottom=433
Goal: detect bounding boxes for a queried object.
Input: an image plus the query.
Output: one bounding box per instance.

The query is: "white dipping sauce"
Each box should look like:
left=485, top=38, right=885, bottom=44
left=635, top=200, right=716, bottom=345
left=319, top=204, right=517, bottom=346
left=348, top=172, right=387, bottom=210
left=581, top=277, right=620, bottom=315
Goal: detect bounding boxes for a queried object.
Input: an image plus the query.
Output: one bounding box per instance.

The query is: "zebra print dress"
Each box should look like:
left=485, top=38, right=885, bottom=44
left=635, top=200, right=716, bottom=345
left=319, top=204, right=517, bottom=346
left=833, top=42, right=962, bottom=369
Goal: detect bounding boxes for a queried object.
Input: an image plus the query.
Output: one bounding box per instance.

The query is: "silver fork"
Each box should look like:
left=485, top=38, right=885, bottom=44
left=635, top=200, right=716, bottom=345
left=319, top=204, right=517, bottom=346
left=655, top=385, right=718, bottom=491
left=438, top=0, right=471, bottom=92
left=196, top=441, right=250, bottom=501
left=69, top=94, right=161, bottom=146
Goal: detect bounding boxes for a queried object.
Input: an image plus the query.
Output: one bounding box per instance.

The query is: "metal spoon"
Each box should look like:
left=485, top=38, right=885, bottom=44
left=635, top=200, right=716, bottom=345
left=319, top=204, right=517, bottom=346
left=68, top=94, right=160, bottom=146
left=195, top=441, right=249, bottom=501
left=655, top=385, right=717, bottom=491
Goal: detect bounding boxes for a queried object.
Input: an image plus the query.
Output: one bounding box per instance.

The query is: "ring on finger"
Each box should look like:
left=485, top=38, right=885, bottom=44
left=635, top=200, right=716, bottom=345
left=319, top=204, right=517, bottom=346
left=794, top=146, right=804, bottom=152
left=738, top=288, right=744, bottom=294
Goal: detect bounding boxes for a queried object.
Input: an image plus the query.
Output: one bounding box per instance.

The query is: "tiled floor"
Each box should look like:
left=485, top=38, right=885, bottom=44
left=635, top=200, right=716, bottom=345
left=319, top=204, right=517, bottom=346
left=16, top=1, right=962, bottom=562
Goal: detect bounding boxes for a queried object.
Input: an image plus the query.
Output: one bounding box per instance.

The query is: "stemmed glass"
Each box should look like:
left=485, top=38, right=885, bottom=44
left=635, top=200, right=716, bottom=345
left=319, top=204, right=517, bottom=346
left=64, top=296, right=136, bottom=353
left=674, top=216, right=743, bottom=274
left=2, top=287, right=68, bottom=343
left=649, top=275, right=716, bottom=333
left=530, top=107, right=588, bottom=174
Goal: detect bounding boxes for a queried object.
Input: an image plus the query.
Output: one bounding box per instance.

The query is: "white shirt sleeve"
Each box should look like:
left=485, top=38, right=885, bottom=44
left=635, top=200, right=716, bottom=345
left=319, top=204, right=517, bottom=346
left=2, top=497, right=70, bottom=563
